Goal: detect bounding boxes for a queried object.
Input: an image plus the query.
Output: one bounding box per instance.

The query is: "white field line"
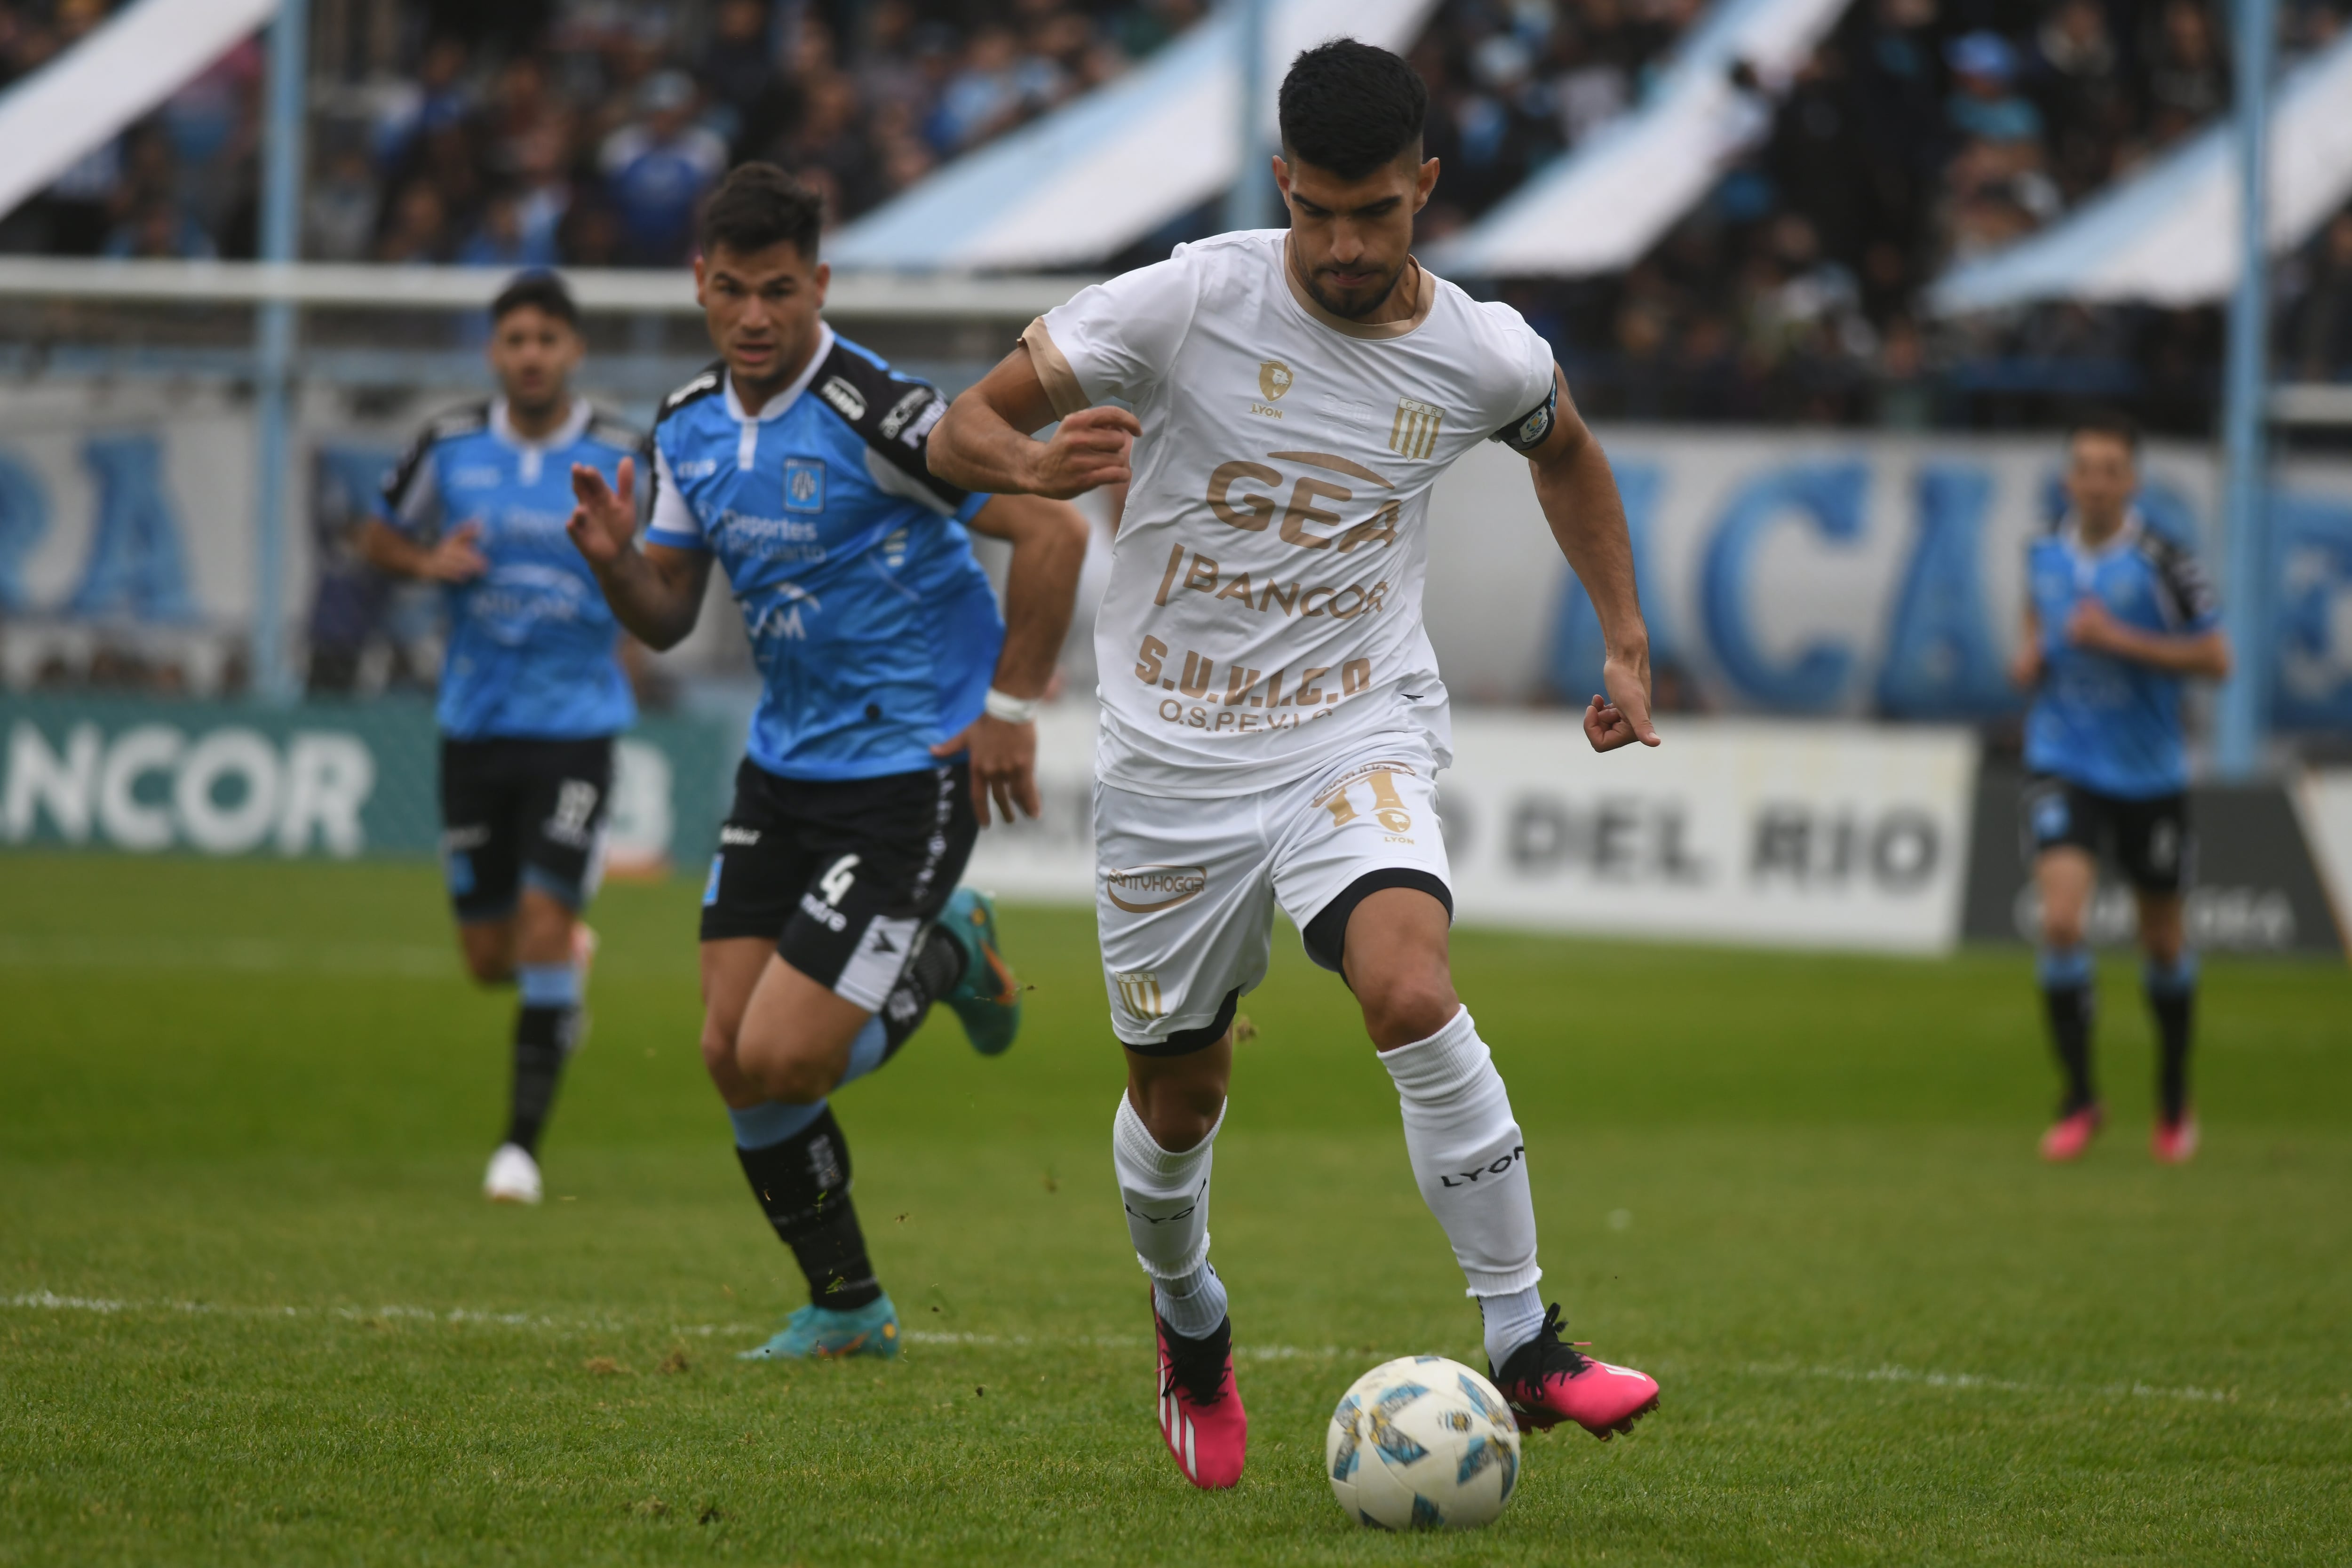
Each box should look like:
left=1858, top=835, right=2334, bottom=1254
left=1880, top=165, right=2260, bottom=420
left=0, top=935, right=688, bottom=980
left=7, top=1291, right=2297, bottom=1406
left=1739, top=1359, right=2242, bottom=1405
left=0, top=936, right=458, bottom=977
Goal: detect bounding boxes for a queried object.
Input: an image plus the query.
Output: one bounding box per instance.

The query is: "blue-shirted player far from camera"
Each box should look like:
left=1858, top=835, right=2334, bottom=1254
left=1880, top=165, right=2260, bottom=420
left=359, top=271, right=641, bottom=1207
left=2010, top=412, right=2232, bottom=1166
left=565, top=164, right=1092, bottom=1361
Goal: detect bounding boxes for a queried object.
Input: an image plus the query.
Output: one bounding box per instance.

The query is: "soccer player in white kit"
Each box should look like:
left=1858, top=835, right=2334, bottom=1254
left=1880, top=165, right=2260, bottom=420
left=931, top=39, right=1663, bottom=1489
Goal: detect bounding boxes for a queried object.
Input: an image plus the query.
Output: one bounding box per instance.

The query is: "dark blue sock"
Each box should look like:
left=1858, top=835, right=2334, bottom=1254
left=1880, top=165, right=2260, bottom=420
left=506, top=963, right=581, bottom=1154
left=2145, top=954, right=2198, bottom=1123
left=2037, top=945, right=2096, bottom=1114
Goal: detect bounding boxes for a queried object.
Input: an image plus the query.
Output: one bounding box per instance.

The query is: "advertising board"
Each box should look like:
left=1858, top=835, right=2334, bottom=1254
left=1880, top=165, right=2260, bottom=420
left=961, top=708, right=1980, bottom=954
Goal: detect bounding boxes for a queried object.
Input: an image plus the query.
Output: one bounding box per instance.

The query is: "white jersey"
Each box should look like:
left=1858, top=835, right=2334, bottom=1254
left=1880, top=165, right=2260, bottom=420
left=1027, top=229, right=1557, bottom=798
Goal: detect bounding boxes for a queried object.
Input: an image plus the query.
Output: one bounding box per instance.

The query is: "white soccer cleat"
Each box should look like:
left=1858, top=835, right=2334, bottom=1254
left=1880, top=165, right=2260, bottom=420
left=483, top=1143, right=543, bottom=1204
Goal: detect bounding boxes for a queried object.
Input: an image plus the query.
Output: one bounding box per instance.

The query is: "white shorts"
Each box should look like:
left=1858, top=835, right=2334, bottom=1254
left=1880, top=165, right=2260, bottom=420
left=1093, top=737, right=1454, bottom=1051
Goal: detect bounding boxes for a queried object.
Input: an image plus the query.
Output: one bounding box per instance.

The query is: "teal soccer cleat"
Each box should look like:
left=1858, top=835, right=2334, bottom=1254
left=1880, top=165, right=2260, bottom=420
left=936, top=887, right=1021, bottom=1057
left=737, top=1295, right=901, bottom=1361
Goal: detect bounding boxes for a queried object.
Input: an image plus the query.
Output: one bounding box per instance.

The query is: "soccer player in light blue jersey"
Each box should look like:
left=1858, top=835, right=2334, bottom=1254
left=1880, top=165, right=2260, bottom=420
left=2011, top=412, right=2232, bottom=1164
left=565, top=165, right=1092, bottom=1359
left=360, top=271, right=640, bottom=1205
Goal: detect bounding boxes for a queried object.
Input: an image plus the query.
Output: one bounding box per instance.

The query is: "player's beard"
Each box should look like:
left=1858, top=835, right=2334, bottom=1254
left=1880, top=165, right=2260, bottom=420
left=1302, top=255, right=1412, bottom=322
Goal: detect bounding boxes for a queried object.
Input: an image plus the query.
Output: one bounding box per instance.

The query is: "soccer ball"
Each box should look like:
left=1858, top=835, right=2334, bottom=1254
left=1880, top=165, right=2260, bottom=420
left=1326, top=1355, right=1522, bottom=1530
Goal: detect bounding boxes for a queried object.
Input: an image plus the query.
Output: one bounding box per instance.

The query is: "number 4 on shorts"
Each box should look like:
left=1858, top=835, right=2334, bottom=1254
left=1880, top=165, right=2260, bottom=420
left=820, top=854, right=860, bottom=907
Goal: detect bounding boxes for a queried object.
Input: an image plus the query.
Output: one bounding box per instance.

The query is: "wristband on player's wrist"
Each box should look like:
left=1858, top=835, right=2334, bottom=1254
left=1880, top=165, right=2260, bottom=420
left=983, top=688, right=1041, bottom=724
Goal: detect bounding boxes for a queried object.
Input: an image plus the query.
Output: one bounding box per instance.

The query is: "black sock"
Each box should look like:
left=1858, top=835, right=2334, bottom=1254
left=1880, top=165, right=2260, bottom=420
left=505, top=1004, right=574, bottom=1154
left=877, top=921, right=970, bottom=1062
left=735, top=1106, right=882, bottom=1310
left=2146, top=961, right=2196, bottom=1124
left=2041, top=985, right=2097, bottom=1114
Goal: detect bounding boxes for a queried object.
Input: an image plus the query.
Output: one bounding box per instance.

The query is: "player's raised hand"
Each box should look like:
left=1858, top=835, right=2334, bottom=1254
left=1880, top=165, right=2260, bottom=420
left=1029, top=407, right=1140, bottom=499
left=421, top=520, right=488, bottom=582
left=1584, top=651, right=1661, bottom=753
left=933, top=713, right=1041, bottom=827
left=566, top=457, right=636, bottom=568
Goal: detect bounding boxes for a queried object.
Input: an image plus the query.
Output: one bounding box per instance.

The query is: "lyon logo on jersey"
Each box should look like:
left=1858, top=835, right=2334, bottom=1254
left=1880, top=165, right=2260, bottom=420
left=1258, top=360, right=1293, bottom=401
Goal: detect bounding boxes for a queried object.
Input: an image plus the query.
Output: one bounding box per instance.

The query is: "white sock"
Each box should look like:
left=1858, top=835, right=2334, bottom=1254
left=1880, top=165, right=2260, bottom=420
left=1478, top=1285, right=1546, bottom=1372
left=1112, top=1093, right=1230, bottom=1337
left=1381, top=1006, right=1543, bottom=1304
left=1154, top=1261, right=1228, bottom=1341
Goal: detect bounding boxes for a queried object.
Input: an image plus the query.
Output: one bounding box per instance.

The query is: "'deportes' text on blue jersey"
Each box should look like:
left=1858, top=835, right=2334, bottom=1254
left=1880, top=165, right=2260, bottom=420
left=380, top=398, right=640, bottom=741
left=643, top=325, right=1005, bottom=781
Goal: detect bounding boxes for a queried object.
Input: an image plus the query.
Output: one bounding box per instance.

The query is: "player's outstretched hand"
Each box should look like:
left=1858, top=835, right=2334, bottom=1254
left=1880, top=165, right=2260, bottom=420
left=1029, top=407, right=1140, bottom=499
left=933, top=713, right=1040, bottom=827
left=1585, top=653, right=1662, bottom=753
left=422, top=520, right=488, bottom=582
left=566, top=457, right=636, bottom=568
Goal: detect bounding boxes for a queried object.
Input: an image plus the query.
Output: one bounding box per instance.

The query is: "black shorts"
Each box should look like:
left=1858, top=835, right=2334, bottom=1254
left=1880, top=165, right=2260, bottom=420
left=2020, top=774, right=2194, bottom=894
left=700, top=758, right=977, bottom=1010
left=439, top=735, right=615, bottom=922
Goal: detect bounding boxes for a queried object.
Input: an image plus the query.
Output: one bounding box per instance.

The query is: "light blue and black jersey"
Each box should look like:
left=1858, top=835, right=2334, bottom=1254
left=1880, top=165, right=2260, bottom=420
left=2024, top=511, right=2221, bottom=799
left=644, top=326, right=1005, bottom=781
left=379, top=399, right=640, bottom=741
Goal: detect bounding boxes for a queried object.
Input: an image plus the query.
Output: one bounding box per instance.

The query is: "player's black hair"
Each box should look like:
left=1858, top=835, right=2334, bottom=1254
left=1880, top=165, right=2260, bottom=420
left=490, top=271, right=579, bottom=327
left=2067, top=407, right=2141, bottom=454
left=1277, top=38, right=1428, bottom=181
left=699, top=162, right=824, bottom=261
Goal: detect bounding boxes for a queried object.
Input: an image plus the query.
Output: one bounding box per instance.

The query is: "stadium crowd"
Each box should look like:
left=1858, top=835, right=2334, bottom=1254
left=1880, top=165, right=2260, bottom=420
left=0, top=0, right=2349, bottom=431
left=1488, top=0, right=2352, bottom=429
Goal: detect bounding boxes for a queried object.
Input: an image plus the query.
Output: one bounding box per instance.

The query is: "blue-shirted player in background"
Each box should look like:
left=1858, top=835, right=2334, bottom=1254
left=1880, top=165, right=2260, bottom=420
left=2011, top=412, right=2232, bottom=1165
left=361, top=271, right=640, bottom=1205
left=566, top=165, right=1094, bottom=1359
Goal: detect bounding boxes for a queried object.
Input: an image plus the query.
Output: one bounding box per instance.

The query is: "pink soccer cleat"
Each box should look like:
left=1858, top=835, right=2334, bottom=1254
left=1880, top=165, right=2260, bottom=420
left=2152, top=1111, right=2199, bottom=1164
left=2040, top=1103, right=2104, bottom=1162
left=1490, top=1304, right=1660, bottom=1441
left=1154, top=1312, right=1247, bottom=1488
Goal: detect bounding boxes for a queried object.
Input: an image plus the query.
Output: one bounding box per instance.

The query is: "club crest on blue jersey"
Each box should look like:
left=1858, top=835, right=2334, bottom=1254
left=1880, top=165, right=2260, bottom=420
left=783, top=458, right=826, bottom=513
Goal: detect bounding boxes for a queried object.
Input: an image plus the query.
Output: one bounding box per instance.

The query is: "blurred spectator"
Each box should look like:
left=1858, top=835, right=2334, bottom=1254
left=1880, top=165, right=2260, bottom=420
left=2144, top=0, right=2228, bottom=146
left=307, top=143, right=381, bottom=262
left=458, top=188, right=557, bottom=268
left=374, top=180, right=452, bottom=263
left=2031, top=0, right=2132, bottom=202
left=599, top=70, right=728, bottom=265
left=1944, top=32, right=2042, bottom=146
left=707, top=0, right=800, bottom=159
left=103, top=199, right=216, bottom=259
left=2284, top=208, right=2352, bottom=382
left=928, top=28, right=1028, bottom=152
left=372, top=35, right=472, bottom=175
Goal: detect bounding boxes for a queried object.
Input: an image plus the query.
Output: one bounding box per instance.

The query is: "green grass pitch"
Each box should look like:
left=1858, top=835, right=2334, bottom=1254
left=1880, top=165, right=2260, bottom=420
left=3, top=852, right=2348, bottom=1566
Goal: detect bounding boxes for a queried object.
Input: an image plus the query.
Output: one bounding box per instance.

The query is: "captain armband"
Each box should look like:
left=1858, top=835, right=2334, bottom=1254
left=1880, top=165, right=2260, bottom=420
left=1491, top=382, right=1558, bottom=454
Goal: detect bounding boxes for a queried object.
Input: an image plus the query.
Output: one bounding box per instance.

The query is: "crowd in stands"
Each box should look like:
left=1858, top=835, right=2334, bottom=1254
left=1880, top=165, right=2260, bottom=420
left=2, top=0, right=2351, bottom=431
left=0, top=0, right=1199, bottom=265
left=1484, top=0, right=2352, bottom=430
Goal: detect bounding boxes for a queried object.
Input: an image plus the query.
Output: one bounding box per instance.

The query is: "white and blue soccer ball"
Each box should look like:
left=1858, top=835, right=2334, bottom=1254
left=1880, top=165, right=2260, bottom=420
left=1326, top=1355, right=1521, bottom=1530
